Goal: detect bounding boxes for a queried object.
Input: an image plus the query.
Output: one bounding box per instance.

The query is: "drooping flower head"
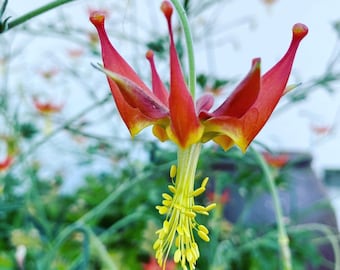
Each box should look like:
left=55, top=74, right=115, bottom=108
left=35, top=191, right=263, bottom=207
left=90, top=3, right=307, bottom=152
left=0, top=155, right=12, bottom=172
left=38, top=68, right=59, bottom=80
left=263, top=152, right=290, bottom=168
left=90, top=1, right=308, bottom=269
left=33, top=97, right=63, bottom=115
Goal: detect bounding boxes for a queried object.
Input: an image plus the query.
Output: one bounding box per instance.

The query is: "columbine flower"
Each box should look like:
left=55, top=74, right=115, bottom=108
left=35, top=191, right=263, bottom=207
left=90, top=1, right=307, bottom=269
left=263, top=152, right=290, bottom=168
left=310, top=124, right=332, bottom=136
left=38, top=68, right=59, bottom=80
left=33, top=97, right=63, bottom=115
left=261, top=0, right=277, bottom=6
left=67, top=48, right=84, bottom=59
left=0, top=135, right=17, bottom=172
left=0, top=155, right=12, bottom=171
left=33, top=97, right=63, bottom=134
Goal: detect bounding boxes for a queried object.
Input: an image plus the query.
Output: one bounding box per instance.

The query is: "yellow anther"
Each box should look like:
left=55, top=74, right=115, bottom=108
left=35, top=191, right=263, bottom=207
left=156, top=205, right=168, bottom=215
left=175, top=236, right=180, bottom=247
left=162, top=200, right=172, bottom=206
left=153, top=239, right=161, bottom=250
left=177, top=225, right=184, bottom=235
left=168, top=184, right=176, bottom=193
left=183, top=226, right=190, bottom=237
left=198, top=224, right=209, bottom=234
left=186, top=249, right=194, bottom=263
left=174, top=249, right=182, bottom=263
left=198, top=230, right=210, bottom=242
left=170, top=164, right=177, bottom=178
left=205, top=203, right=217, bottom=211
left=192, top=242, right=200, bottom=258
left=201, top=177, right=209, bottom=188
left=181, top=254, right=186, bottom=268
left=162, top=193, right=172, bottom=201
left=192, top=205, right=206, bottom=212
left=184, top=210, right=196, bottom=218
left=191, top=246, right=199, bottom=260
left=162, top=220, right=169, bottom=234
left=157, top=258, right=162, bottom=268
left=158, top=231, right=166, bottom=240
left=156, top=249, right=162, bottom=260
left=163, top=220, right=170, bottom=231
left=190, top=187, right=205, bottom=197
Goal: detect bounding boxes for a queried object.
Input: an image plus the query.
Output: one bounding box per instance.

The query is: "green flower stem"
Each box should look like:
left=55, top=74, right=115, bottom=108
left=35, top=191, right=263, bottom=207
left=41, top=225, right=90, bottom=270
left=89, top=229, right=118, bottom=270
left=1, top=0, right=76, bottom=33
left=170, top=0, right=196, bottom=98
left=0, top=0, right=8, bottom=19
left=252, top=148, right=292, bottom=270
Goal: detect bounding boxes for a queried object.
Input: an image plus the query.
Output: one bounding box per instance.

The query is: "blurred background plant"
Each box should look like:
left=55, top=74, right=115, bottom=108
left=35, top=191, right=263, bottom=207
left=0, top=0, right=340, bottom=269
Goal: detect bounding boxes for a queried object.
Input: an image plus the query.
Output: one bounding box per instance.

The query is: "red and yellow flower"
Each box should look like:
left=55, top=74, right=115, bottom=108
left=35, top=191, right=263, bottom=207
left=0, top=155, right=12, bottom=172
left=33, top=97, right=63, bottom=115
left=90, top=1, right=307, bottom=269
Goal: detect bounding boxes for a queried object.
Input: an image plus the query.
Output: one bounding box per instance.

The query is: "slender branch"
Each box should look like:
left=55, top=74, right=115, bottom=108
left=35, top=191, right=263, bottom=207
left=290, top=223, right=340, bottom=270
left=1, top=0, right=77, bottom=33
left=89, top=229, right=118, bottom=270
left=0, top=0, right=8, bottom=19
left=43, top=225, right=91, bottom=269
left=251, top=147, right=292, bottom=270
left=170, top=0, right=196, bottom=98
left=9, top=93, right=111, bottom=172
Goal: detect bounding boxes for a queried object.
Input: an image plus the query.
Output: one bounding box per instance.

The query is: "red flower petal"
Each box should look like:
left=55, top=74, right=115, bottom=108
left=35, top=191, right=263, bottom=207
left=200, top=58, right=261, bottom=120
left=33, top=98, right=63, bottom=114
left=212, top=58, right=261, bottom=118
left=103, top=70, right=168, bottom=119
left=0, top=156, right=12, bottom=171
left=161, top=1, right=203, bottom=148
left=239, top=23, right=308, bottom=148
left=90, top=12, right=158, bottom=136
left=146, top=50, right=169, bottom=107
left=196, top=93, right=214, bottom=114
left=204, top=24, right=308, bottom=151
left=90, top=13, right=149, bottom=90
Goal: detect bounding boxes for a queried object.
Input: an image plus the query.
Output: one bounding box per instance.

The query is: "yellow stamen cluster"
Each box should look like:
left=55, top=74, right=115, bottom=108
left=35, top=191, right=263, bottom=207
left=154, top=165, right=216, bottom=270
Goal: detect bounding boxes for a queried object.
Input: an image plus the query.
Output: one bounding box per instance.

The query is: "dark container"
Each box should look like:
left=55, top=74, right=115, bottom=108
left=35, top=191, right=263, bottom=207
left=208, top=151, right=338, bottom=270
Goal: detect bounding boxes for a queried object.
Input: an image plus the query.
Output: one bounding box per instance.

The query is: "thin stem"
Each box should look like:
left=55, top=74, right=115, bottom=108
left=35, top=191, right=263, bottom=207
left=42, top=225, right=90, bottom=270
left=290, top=223, right=340, bottom=270
left=252, top=148, right=292, bottom=270
left=89, top=229, right=118, bottom=270
left=0, top=0, right=8, bottom=19
left=1, top=0, right=77, bottom=33
left=46, top=172, right=152, bottom=268
left=77, top=173, right=148, bottom=224
left=170, top=0, right=196, bottom=98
